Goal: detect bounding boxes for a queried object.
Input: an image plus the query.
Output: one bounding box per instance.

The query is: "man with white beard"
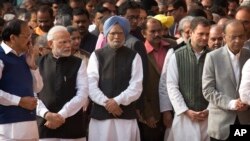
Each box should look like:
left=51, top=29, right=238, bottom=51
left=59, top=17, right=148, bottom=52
left=87, top=16, right=143, bottom=141
left=36, top=26, right=89, bottom=141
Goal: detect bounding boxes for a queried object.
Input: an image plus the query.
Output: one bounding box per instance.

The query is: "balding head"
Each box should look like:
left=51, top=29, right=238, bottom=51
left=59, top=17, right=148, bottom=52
left=224, top=19, right=246, bottom=54
left=208, top=25, right=224, bottom=49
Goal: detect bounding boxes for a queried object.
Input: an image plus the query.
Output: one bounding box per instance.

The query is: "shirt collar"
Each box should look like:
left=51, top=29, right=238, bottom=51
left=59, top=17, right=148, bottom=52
left=145, top=40, right=170, bottom=54
left=226, top=46, right=241, bottom=60
left=1, top=41, right=23, bottom=56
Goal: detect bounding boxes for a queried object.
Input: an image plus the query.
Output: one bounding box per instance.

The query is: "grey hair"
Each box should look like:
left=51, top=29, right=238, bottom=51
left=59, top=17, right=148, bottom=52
left=35, top=34, right=48, bottom=48
left=178, top=16, right=194, bottom=32
left=47, top=26, right=68, bottom=41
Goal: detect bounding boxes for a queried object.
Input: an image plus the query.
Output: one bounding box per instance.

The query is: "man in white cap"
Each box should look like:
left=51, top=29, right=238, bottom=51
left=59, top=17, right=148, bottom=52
left=87, top=16, right=143, bottom=141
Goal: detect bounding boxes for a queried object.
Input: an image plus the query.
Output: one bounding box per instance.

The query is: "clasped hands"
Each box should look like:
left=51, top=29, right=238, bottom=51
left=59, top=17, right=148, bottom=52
left=185, top=109, right=209, bottom=122
left=105, top=99, right=123, bottom=117
left=236, top=98, right=248, bottom=111
left=44, top=112, right=65, bottom=129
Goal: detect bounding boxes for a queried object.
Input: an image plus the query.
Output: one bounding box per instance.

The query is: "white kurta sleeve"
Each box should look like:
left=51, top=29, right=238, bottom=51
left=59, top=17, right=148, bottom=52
left=31, top=68, right=43, bottom=93
left=159, top=48, right=174, bottom=112
left=36, top=99, right=49, bottom=118
left=87, top=52, right=109, bottom=106
left=239, top=59, right=250, bottom=105
left=167, top=54, right=188, bottom=115
left=58, top=60, right=89, bottom=119
left=113, top=53, right=143, bottom=106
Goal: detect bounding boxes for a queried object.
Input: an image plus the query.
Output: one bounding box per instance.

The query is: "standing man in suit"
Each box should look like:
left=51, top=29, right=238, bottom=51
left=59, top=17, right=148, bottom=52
left=202, top=19, right=250, bottom=141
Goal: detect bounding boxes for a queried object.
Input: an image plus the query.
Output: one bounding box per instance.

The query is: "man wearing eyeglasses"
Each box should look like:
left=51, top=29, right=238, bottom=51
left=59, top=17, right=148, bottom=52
left=203, top=20, right=250, bottom=141
left=87, top=16, right=143, bottom=141
left=166, top=0, right=187, bottom=38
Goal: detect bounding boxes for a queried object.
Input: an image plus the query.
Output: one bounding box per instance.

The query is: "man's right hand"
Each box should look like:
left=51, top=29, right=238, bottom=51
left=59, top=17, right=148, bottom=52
left=18, top=96, right=37, bottom=110
left=236, top=99, right=249, bottom=111
left=184, top=109, right=207, bottom=122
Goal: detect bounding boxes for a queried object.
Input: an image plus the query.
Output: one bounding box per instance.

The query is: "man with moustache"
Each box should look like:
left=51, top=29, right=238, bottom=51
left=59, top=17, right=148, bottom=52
left=208, top=25, right=224, bottom=50
left=34, top=5, right=54, bottom=36
left=36, top=26, right=89, bottom=141
left=167, top=17, right=211, bottom=141
left=140, top=18, right=176, bottom=141
left=203, top=20, right=250, bottom=141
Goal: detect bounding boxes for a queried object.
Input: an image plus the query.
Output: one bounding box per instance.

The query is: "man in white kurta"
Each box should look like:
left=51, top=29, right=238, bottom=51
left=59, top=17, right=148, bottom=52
left=36, top=26, right=89, bottom=141
left=166, top=17, right=210, bottom=141
left=87, top=16, right=143, bottom=141
left=0, top=19, right=43, bottom=141
left=240, top=59, right=250, bottom=104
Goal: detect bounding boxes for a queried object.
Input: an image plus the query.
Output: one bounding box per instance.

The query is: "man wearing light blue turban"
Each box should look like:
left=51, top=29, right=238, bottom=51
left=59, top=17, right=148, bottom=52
left=87, top=16, right=143, bottom=141
left=103, top=16, right=130, bottom=38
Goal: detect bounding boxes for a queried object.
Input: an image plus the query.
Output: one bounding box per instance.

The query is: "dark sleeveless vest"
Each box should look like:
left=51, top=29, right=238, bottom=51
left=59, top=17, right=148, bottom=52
left=91, top=46, right=137, bottom=120
left=175, top=43, right=209, bottom=111
left=0, top=47, right=35, bottom=124
left=37, top=53, right=86, bottom=138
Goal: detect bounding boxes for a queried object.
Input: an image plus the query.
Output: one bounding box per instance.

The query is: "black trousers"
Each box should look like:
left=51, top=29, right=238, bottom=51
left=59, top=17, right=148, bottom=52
left=138, top=120, right=165, bottom=141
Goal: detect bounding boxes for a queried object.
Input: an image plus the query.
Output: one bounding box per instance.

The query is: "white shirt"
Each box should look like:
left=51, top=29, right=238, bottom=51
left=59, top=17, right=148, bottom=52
left=239, top=59, right=250, bottom=105
left=0, top=41, right=43, bottom=140
left=159, top=48, right=174, bottom=112
left=226, top=47, right=241, bottom=110
left=87, top=52, right=143, bottom=107
left=167, top=49, right=204, bottom=115
left=36, top=58, right=89, bottom=119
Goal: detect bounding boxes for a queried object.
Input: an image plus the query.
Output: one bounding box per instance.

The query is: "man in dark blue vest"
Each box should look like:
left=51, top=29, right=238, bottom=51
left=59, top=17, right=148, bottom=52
left=0, top=19, right=43, bottom=140
left=87, top=16, right=143, bottom=141
left=36, top=25, right=89, bottom=141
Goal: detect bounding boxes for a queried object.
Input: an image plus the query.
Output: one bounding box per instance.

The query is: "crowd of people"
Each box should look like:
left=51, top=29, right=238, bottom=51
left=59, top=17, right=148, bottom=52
left=1, top=0, right=250, bottom=141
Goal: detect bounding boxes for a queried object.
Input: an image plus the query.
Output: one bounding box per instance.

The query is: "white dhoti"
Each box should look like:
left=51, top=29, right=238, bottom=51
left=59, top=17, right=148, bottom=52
left=88, top=118, right=140, bottom=141
left=167, top=114, right=209, bottom=141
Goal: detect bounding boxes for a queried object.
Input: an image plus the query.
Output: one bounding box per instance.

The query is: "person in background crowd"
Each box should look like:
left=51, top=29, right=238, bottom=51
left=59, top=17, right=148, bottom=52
left=0, top=18, right=5, bottom=42
left=89, top=5, right=111, bottom=36
left=68, top=0, right=84, bottom=9
left=208, top=24, right=224, bottom=50
left=72, top=8, right=97, bottom=53
left=118, top=1, right=145, bottom=41
left=235, top=6, right=250, bottom=49
left=34, top=5, right=54, bottom=36
left=83, top=0, right=97, bottom=16
left=228, top=0, right=239, bottom=17
left=67, top=26, right=89, bottom=63
left=167, top=0, right=187, bottom=38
